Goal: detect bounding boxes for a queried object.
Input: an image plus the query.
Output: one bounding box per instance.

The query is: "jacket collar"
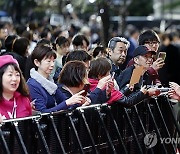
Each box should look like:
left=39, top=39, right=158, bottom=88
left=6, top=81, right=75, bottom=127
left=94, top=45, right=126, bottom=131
left=30, top=68, right=57, bottom=95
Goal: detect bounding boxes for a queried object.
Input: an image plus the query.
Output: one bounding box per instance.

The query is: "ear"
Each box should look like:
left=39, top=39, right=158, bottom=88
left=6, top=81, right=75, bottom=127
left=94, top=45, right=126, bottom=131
left=108, top=49, right=113, bottom=57
left=133, top=57, right=139, bottom=64
left=34, top=59, right=40, bottom=67
left=56, top=44, right=59, bottom=49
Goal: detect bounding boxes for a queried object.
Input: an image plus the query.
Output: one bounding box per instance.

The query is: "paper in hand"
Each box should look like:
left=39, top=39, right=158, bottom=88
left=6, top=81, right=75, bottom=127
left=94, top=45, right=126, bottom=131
left=129, top=66, right=144, bottom=86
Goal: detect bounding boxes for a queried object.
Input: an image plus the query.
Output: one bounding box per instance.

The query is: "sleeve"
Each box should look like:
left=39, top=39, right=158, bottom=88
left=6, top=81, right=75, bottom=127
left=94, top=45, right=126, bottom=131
left=115, top=91, right=149, bottom=107
left=89, top=88, right=108, bottom=104
left=147, top=67, right=161, bottom=85
left=25, top=97, right=32, bottom=116
left=117, top=72, right=128, bottom=90
left=28, top=83, right=68, bottom=113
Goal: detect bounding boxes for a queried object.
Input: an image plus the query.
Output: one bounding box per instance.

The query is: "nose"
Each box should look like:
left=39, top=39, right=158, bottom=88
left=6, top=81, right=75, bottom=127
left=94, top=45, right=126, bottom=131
left=12, top=75, right=17, bottom=81
left=121, top=51, right=127, bottom=57
left=50, top=61, right=55, bottom=67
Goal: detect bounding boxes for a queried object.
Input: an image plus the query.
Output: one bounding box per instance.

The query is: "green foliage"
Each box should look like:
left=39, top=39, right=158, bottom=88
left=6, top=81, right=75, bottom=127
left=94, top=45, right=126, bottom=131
left=164, top=0, right=180, bottom=10
left=128, top=0, right=153, bottom=16
left=0, top=0, right=6, bottom=10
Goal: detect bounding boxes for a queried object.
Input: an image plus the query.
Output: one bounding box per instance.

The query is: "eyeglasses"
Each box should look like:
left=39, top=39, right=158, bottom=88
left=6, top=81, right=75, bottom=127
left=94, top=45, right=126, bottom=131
left=144, top=41, right=160, bottom=46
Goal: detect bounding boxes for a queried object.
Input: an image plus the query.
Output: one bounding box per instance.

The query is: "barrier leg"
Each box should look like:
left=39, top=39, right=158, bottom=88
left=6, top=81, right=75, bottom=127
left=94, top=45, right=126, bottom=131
left=33, top=119, right=50, bottom=154
left=146, top=103, right=168, bottom=154
left=105, top=106, right=128, bottom=154
left=12, top=122, right=28, bottom=154
left=134, top=105, right=155, bottom=154
left=95, top=106, right=117, bottom=154
left=154, top=98, right=176, bottom=153
left=68, top=112, right=85, bottom=154
left=0, top=126, right=10, bottom=154
left=49, top=114, right=66, bottom=154
left=166, top=99, right=180, bottom=135
left=78, top=108, right=99, bottom=154
left=124, top=108, right=143, bottom=154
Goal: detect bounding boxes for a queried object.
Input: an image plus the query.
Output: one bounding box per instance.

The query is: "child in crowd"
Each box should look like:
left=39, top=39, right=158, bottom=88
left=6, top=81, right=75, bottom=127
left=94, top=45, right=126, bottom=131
left=0, top=55, right=32, bottom=121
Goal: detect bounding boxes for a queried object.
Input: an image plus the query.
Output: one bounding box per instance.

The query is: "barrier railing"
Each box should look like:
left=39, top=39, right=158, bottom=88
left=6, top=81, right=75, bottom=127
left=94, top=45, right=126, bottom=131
left=0, top=95, right=179, bottom=154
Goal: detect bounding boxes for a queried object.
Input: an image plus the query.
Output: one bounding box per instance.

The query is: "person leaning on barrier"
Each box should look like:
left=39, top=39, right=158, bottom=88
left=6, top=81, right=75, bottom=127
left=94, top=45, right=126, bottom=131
left=58, top=55, right=110, bottom=105
left=53, top=50, right=92, bottom=83
left=127, top=29, right=164, bottom=86
left=88, top=57, right=154, bottom=107
left=0, top=55, right=32, bottom=121
left=168, top=82, right=180, bottom=101
left=27, top=45, right=87, bottom=113
left=117, top=45, right=160, bottom=97
left=57, top=61, right=91, bottom=108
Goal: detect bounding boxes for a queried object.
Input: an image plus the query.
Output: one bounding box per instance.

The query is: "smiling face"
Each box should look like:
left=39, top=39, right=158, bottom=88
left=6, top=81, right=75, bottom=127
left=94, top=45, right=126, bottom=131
left=134, top=52, right=154, bottom=69
left=2, top=65, right=20, bottom=95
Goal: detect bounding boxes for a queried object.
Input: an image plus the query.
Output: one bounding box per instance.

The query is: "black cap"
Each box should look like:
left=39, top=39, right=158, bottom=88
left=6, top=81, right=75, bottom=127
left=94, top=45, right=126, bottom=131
left=133, top=45, right=156, bottom=57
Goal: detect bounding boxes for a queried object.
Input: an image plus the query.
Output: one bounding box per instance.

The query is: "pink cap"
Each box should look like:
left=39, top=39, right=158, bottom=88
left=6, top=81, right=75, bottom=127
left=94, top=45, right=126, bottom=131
left=0, top=55, right=19, bottom=68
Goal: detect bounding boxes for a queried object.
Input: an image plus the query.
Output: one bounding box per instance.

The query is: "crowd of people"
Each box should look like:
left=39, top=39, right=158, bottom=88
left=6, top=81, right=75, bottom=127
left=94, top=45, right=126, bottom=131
left=0, top=20, right=180, bottom=123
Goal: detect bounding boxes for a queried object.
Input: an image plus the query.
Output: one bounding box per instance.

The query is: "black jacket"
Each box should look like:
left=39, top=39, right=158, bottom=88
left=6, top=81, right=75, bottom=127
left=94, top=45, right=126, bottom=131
left=117, top=65, right=153, bottom=91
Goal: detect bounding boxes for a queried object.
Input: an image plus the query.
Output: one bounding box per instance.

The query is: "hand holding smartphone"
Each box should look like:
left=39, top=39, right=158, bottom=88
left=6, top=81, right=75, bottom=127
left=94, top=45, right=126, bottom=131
left=158, top=52, right=166, bottom=61
left=111, top=72, right=115, bottom=81
left=82, top=84, right=90, bottom=96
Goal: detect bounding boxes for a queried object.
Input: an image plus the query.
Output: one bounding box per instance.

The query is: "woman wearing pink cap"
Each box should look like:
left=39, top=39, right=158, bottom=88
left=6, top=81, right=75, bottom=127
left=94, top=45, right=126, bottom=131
left=0, top=55, right=32, bottom=122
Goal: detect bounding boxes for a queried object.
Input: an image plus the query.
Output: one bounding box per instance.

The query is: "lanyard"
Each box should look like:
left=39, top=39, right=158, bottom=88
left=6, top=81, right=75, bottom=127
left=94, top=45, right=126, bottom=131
left=7, top=98, right=17, bottom=119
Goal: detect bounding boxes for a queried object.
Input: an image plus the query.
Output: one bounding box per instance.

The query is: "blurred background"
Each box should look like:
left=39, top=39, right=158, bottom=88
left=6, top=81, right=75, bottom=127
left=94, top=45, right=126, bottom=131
left=0, top=0, right=180, bottom=45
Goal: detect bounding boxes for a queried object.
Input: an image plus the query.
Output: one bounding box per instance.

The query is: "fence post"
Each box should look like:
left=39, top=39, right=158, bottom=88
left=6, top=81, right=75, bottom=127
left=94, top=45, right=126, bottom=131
left=0, top=125, right=10, bottom=154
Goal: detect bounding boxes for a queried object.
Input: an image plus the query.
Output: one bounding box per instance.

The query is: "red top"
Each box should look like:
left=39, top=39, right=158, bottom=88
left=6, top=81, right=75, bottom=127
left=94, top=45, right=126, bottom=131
left=0, top=92, right=32, bottom=119
left=88, top=78, right=123, bottom=105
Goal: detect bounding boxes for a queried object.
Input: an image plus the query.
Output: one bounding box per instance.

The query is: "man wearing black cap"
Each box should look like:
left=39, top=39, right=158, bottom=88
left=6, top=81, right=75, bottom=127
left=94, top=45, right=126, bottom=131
left=117, top=45, right=158, bottom=94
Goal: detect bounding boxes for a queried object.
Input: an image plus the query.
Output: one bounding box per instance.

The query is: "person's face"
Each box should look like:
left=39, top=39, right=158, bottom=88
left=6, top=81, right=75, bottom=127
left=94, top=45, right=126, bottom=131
left=58, top=43, right=69, bottom=56
left=0, top=28, right=8, bottom=39
left=144, top=41, right=160, bottom=52
left=2, top=65, right=20, bottom=94
left=135, top=53, right=153, bottom=69
left=74, top=40, right=88, bottom=51
left=35, top=56, right=55, bottom=78
left=110, top=42, right=127, bottom=65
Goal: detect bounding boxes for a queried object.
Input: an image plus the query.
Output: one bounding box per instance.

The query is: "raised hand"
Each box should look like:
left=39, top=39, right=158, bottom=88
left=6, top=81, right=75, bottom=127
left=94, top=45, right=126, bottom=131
left=169, top=82, right=180, bottom=96
left=66, top=90, right=86, bottom=106
left=151, top=58, right=165, bottom=71
left=97, top=75, right=111, bottom=89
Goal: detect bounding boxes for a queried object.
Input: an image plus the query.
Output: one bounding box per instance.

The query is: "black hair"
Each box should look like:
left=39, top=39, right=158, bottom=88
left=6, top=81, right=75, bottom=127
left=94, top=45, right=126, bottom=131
left=88, top=57, right=111, bottom=79
left=58, top=60, right=87, bottom=87
left=72, top=34, right=89, bottom=47
left=13, top=37, right=30, bottom=56
left=37, top=38, right=51, bottom=46
left=92, top=46, right=107, bottom=58
left=65, top=50, right=92, bottom=63
left=31, top=44, right=57, bottom=69
left=4, top=35, right=18, bottom=51
left=53, top=36, right=69, bottom=51
left=0, top=63, right=29, bottom=100
left=138, top=29, right=160, bottom=45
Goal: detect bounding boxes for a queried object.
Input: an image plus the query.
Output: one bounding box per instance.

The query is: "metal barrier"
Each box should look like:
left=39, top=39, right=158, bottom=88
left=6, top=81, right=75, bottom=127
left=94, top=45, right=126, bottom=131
left=0, top=95, right=179, bottom=154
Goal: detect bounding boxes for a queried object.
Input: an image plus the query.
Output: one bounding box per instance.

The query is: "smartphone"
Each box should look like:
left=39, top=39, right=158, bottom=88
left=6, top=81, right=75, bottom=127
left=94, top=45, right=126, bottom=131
left=158, top=52, right=166, bottom=61
left=111, top=72, right=115, bottom=80
left=82, top=84, right=90, bottom=96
